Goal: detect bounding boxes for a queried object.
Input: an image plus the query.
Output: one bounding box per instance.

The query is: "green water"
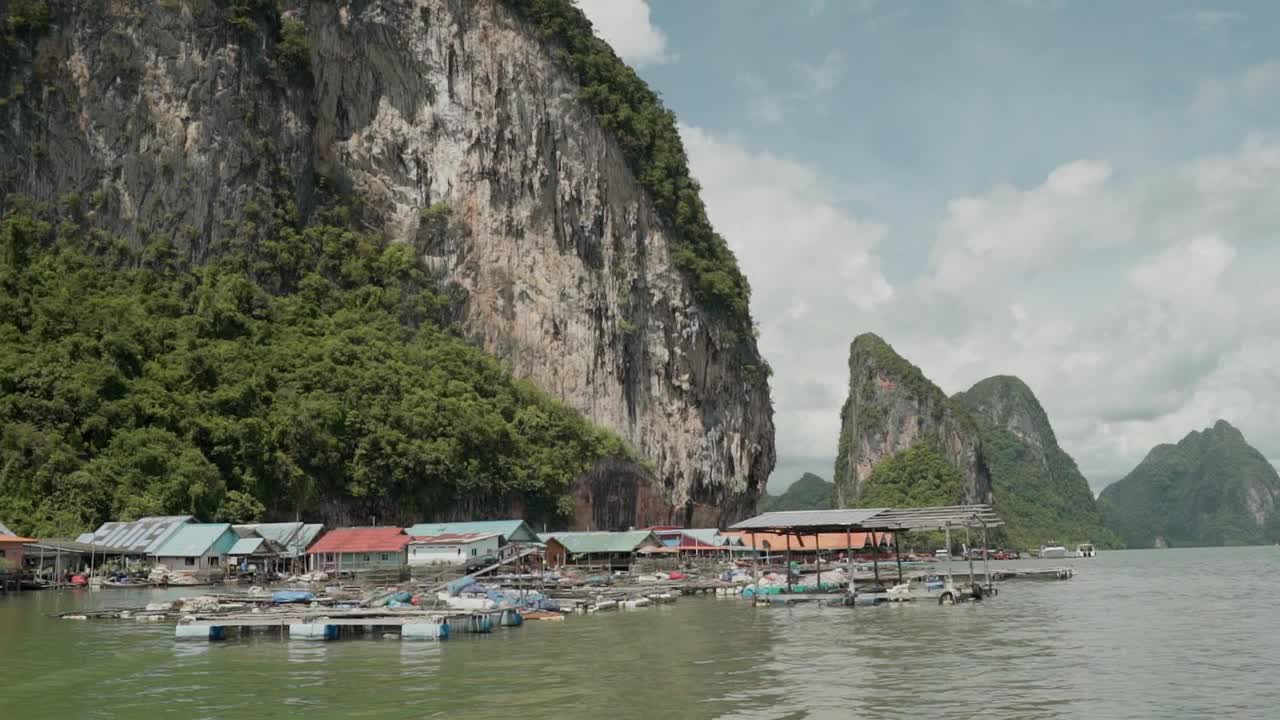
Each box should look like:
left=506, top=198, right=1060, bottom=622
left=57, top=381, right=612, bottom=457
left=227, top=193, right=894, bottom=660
left=2, top=548, right=1278, bottom=719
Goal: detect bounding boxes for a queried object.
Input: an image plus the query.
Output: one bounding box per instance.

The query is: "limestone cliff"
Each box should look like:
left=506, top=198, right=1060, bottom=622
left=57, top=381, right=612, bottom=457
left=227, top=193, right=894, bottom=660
left=954, top=376, right=1114, bottom=547
left=0, top=0, right=774, bottom=528
left=833, top=334, right=992, bottom=507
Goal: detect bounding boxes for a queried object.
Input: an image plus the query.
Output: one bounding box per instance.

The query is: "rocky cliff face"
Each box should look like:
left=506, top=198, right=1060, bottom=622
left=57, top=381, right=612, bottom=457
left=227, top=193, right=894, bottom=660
left=955, top=376, right=1056, bottom=452
left=1099, top=420, right=1280, bottom=547
left=954, top=376, right=1113, bottom=547
left=833, top=334, right=992, bottom=507
left=0, top=0, right=774, bottom=528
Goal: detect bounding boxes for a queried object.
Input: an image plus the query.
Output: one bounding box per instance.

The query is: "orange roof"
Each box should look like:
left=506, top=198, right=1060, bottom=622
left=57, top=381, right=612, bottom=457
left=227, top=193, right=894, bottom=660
left=721, top=530, right=889, bottom=551
left=307, top=527, right=409, bottom=554
left=0, top=535, right=35, bottom=543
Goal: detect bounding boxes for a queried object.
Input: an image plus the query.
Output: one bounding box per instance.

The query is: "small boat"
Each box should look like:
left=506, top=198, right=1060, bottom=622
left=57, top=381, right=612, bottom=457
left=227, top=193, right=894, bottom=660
left=1074, top=543, right=1096, bottom=558
left=522, top=611, right=564, bottom=621
left=98, top=578, right=145, bottom=588
left=1038, top=544, right=1068, bottom=559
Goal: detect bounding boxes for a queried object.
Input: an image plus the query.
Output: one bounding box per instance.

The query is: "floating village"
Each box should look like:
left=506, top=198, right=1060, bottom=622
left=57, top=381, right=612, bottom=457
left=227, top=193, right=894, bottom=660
left=0, top=506, right=1087, bottom=642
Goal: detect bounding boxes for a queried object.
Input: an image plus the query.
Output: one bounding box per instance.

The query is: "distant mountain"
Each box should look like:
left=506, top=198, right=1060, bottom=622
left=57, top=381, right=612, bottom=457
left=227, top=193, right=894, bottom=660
left=831, top=332, right=1119, bottom=548
left=954, top=376, right=1118, bottom=548
left=758, top=473, right=835, bottom=512
left=1098, top=420, right=1280, bottom=547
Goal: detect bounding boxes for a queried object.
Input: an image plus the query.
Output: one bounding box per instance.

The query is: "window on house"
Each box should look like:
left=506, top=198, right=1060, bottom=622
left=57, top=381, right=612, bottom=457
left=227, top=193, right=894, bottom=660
left=0, top=550, right=6, bottom=558
left=326, top=553, right=335, bottom=563
left=209, top=557, right=219, bottom=567
left=362, top=554, right=370, bottom=562
left=185, top=557, right=196, bottom=566
left=471, top=548, right=477, bottom=556
left=381, top=554, right=390, bottom=561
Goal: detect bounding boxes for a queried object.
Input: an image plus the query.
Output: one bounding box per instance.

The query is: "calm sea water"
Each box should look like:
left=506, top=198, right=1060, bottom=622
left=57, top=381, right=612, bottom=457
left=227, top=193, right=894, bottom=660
left=1, top=547, right=1277, bottom=719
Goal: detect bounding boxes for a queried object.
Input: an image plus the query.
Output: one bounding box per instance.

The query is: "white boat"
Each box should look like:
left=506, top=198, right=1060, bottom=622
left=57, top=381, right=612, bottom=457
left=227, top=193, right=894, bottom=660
left=1038, top=544, right=1068, bottom=559
left=1074, top=543, right=1096, bottom=558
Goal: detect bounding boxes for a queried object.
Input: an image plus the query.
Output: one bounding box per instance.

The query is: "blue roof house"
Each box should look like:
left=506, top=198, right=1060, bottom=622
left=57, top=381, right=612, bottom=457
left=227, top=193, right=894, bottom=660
left=151, top=523, right=238, bottom=579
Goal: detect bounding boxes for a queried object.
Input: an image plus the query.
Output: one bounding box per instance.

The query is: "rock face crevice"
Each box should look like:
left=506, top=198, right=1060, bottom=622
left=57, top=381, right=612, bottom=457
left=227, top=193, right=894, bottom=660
left=833, top=334, right=992, bottom=507
left=0, top=0, right=775, bottom=528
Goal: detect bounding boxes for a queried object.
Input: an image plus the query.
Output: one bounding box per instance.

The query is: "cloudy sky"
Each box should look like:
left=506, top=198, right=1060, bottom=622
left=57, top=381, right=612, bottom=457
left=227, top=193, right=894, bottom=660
left=575, top=0, right=1280, bottom=494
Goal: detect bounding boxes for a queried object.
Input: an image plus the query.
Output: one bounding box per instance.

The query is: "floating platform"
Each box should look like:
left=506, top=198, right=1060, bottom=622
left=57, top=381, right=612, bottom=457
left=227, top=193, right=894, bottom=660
left=171, top=608, right=519, bottom=642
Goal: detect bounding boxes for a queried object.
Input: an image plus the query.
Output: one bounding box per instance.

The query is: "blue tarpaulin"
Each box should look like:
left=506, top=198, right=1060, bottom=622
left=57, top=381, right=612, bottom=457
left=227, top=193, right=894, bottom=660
left=446, top=576, right=477, bottom=596
left=273, top=591, right=315, bottom=604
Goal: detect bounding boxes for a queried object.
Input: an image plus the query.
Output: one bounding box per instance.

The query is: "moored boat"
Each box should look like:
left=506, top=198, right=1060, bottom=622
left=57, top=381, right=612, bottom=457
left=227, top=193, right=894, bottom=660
left=1038, top=544, right=1068, bottom=559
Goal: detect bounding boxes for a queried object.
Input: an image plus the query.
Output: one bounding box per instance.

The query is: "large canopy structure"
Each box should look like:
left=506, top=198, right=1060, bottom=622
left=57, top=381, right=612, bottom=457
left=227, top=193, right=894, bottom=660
left=729, top=505, right=1002, bottom=534
left=728, top=505, right=1004, bottom=591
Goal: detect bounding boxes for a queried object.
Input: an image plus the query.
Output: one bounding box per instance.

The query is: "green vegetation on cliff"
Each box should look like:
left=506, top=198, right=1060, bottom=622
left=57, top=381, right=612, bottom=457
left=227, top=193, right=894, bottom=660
left=1098, top=420, right=1280, bottom=548
left=856, top=442, right=966, bottom=508
left=0, top=198, right=630, bottom=537
left=758, top=473, right=834, bottom=512
left=501, top=0, right=754, bottom=334
left=955, top=376, right=1119, bottom=549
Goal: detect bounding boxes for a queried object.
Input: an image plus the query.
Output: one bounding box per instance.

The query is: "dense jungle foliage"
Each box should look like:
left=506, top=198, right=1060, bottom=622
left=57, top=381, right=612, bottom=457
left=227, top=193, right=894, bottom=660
left=0, top=197, right=630, bottom=537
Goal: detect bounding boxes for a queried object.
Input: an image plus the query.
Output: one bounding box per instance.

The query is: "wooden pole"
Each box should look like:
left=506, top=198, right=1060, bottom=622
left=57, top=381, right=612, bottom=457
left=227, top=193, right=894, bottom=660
left=966, top=526, right=976, bottom=589
left=894, top=532, right=903, bottom=584
left=785, top=534, right=792, bottom=593
left=871, top=531, right=880, bottom=585
left=982, top=522, right=992, bottom=593
left=944, top=523, right=953, bottom=584
left=815, top=533, right=822, bottom=589
left=751, top=532, right=760, bottom=600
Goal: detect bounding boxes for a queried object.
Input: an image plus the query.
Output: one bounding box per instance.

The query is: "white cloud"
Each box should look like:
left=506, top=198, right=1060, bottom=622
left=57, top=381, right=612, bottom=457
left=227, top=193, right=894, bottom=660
left=926, top=159, right=1127, bottom=292
left=575, top=0, right=673, bottom=67
left=1128, top=235, right=1235, bottom=304
left=1171, top=9, right=1243, bottom=30
left=890, top=137, right=1280, bottom=485
left=737, top=51, right=846, bottom=126
left=737, top=73, right=785, bottom=125
left=795, top=52, right=846, bottom=97
left=680, top=124, right=891, bottom=482
left=1193, top=59, right=1280, bottom=112
left=1006, top=0, right=1066, bottom=9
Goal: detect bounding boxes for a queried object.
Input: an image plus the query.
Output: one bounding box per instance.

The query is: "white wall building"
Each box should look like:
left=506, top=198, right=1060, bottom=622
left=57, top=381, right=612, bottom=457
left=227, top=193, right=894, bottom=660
left=407, top=532, right=501, bottom=566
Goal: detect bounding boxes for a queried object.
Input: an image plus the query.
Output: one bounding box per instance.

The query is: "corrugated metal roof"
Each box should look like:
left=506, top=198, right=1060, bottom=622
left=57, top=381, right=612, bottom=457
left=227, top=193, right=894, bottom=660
left=545, top=531, right=660, bottom=554
left=152, top=524, right=237, bottom=557
left=730, top=508, right=887, bottom=531
left=722, top=530, right=881, bottom=550
left=76, top=516, right=195, bottom=553
left=0, top=534, right=35, bottom=543
left=729, top=505, right=1003, bottom=532
left=681, top=528, right=733, bottom=546
left=307, top=527, right=409, bottom=554
left=23, top=538, right=134, bottom=554
left=232, top=522, right=325, bottom=557
left=227, top=538, right=266, bottom=555
left=857, top=505, right=1004, bottom=530
left=0, top=521, right=15, bottom=536
left=409, top=532, right=500, bottom=545
left=403, top=520, right=538, bottom=543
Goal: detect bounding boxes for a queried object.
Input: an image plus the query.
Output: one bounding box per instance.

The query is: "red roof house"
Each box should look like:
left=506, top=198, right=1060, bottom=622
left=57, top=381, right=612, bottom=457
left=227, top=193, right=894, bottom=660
left=0, top=533, right=35, bottom=573
left=306, top=527, right=410, bottom=572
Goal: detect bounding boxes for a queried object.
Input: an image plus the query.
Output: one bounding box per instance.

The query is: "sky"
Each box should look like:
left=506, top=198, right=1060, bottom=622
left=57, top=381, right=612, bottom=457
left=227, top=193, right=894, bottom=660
left=574, top=0, right=1280, bottom=494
